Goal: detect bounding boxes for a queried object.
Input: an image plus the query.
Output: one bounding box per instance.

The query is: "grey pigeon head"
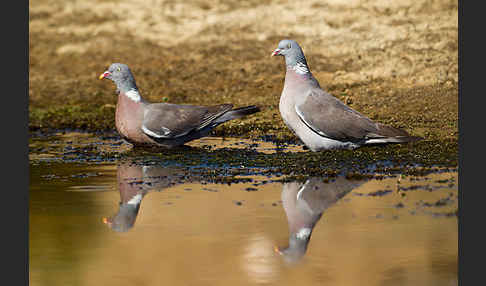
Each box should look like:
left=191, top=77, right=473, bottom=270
left=272, top=39, right=308, bottom=68
left=103, top=203, right=140, bottom=232
left=275, top=234, right=311, bottom=264
left=99, top=63, right=138, bottom=93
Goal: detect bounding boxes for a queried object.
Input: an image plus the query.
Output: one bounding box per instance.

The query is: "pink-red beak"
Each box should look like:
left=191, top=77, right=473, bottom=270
left=102, top=217, right=112, bottom=226
left=271, top=49, right=281, bottom=57
left=99, top=71, right=111, bottom=80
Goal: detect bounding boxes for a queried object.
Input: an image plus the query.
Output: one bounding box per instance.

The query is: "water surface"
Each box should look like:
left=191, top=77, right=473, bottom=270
left=29, top=133, right=458, bottom=286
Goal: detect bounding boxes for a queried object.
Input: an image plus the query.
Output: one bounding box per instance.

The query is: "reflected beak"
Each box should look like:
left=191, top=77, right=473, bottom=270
left=102, top=217, right=111, bottom=226
left=99, top=71, right=110, bottom=80
left=271, top=49, right=281, bottom=57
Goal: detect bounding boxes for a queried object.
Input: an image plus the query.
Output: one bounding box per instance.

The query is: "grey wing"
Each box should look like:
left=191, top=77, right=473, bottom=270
left=142, top=103, right=233, bottom=139
left=299, top=177, right=364, bottom=212
left=295, top=88, right=382, bottom=141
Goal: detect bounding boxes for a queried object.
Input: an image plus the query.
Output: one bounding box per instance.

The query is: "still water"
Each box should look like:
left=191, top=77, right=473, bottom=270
left=29, top=133, right=457, bottom=286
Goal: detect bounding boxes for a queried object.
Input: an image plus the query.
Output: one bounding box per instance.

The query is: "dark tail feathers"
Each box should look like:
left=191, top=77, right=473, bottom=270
left=365, top=136, right=423, bottom=145
left=365, top=123, right=423, bottom=144
left=215, top=105, right=261, bottom=123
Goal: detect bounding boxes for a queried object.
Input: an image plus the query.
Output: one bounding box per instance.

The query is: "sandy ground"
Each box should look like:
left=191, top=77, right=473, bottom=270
left=29, top=0, right=458, bottom=141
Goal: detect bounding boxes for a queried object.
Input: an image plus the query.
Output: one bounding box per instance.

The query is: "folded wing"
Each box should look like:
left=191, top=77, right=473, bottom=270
left=142, top=103, right=233, bottom=139
left=295, top=88, right=388, bottom=142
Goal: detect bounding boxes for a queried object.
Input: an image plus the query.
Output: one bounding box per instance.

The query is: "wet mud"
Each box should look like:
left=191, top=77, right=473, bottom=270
left=30, top=132, right=457, bottom=181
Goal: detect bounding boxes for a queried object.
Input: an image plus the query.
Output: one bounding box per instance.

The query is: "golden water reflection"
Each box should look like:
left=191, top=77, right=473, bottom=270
left=30, top=162, right=458, bottom=286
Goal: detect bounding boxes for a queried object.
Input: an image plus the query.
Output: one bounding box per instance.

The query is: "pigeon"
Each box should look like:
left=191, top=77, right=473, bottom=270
left=99, top=63, right=260, bottom=148
left=272, top=39, right=422, bottom=151
left=103, top=161, right=188, bottom=232
left=274, top=177, right=365, bottom=263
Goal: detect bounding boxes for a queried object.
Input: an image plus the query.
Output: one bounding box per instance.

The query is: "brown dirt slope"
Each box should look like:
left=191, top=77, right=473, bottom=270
left=29, top=0, right=458, bottom=142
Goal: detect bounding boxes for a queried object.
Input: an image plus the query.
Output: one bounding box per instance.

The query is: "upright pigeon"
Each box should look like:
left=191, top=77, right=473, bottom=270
left=99, top=63, right=260, bottom=148
left=275, top=177, right=365, bottom=263
left=272, top=39, right=422, bottom=151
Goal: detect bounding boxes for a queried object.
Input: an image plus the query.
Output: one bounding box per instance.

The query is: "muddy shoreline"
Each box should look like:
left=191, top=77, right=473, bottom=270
left=29, top=131, right=457, bottom=182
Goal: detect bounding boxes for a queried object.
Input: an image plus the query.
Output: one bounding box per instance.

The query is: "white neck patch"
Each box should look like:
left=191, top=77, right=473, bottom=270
left=124, top=89, right=141, bottom=102
left=292, top=62, right=309, bottom=75
left=295, top=228, right=312, bottom=239
left=127, top=193, right=143, bottom=205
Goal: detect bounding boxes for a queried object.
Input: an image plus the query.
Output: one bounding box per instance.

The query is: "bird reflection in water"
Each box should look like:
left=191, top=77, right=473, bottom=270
left=275, top=177, right=365, bottom=263
left=103, top=161, right=188, bottom=232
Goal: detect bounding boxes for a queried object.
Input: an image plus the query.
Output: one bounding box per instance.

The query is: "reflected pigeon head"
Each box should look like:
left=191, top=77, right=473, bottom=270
left=103, top=202, right=141, bottom=232
left=274, top=228, right=314, bottom=263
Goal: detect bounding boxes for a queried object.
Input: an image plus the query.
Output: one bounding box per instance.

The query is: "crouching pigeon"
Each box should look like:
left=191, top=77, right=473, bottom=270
left=99, top=63, right=260, bottom=148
